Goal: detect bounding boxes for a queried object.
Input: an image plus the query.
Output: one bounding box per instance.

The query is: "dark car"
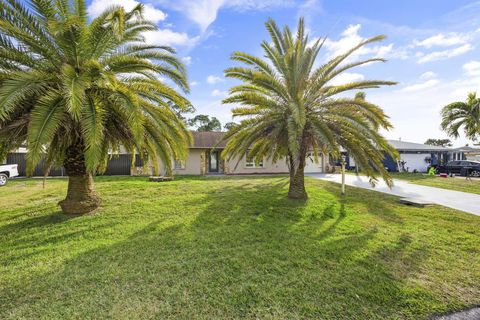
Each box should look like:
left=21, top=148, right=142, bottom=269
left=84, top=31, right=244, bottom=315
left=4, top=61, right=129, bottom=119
left=436, top=160, right=480, bottom=177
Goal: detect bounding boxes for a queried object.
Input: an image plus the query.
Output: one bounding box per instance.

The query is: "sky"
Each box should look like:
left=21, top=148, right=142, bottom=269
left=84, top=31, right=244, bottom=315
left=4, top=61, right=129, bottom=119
left=85, top=0, right=480, bottom=147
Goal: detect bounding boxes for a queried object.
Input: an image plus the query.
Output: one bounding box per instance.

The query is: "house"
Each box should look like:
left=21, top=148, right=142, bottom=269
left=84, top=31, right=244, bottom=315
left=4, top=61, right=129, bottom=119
left=342, top=139, right=451, bottom=173
left=157, top=131, right=326, bottom=175
left=5, top=131, right=327, bottom=177
left=450, top=146, right=480, bottom=162
left=382, top=140, right=450, bottom=172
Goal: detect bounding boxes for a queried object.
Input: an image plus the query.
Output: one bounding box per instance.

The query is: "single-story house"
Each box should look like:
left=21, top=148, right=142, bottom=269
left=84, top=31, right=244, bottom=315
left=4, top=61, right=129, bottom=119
left=156, top=131, right=327, bottom=176
left=382, top=140, right=450, bottom=173
left=343, top=139, right=450, bottom=173
left=4, top=131, right=327, bottom=177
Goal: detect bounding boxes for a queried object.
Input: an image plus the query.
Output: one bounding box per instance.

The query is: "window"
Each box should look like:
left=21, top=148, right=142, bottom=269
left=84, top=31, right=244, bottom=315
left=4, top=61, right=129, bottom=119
left=134, top=154, right=144, bottom=167
left=174, top=159, right=185, bottom=170
left=245, top=152, right=264, bottom=168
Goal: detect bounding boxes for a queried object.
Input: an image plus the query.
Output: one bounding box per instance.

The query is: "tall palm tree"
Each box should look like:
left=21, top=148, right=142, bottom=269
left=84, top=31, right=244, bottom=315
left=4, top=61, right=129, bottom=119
left=441, top=92, right=480, bottom=142
left=222, top=18, right=397, bottom=199
left=0, top=0, right=192, bottom=214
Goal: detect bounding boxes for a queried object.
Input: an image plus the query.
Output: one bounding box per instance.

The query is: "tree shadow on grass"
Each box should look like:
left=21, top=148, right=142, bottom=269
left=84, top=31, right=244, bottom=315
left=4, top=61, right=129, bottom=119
left=313, top=178, right=405, bottom=224
left=0, top=176, right=449, bottom=319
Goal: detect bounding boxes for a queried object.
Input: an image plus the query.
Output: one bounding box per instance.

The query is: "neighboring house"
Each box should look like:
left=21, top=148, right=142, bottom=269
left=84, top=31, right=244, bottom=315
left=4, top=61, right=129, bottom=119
left=450, top=146, right=480, bottom=162
left=342, top=139, right=450, bottom=173
left=383, top=140, right=450, bottom=172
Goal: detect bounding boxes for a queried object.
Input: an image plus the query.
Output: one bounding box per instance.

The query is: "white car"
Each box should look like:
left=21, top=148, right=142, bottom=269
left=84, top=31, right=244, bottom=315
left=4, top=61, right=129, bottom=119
left=0, top=164, right=19, bottom=186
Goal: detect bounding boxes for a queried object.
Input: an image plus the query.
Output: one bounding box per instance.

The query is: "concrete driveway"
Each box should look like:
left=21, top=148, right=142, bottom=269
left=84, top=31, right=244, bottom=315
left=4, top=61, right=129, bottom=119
left=307, top=173, right=480, bottom=216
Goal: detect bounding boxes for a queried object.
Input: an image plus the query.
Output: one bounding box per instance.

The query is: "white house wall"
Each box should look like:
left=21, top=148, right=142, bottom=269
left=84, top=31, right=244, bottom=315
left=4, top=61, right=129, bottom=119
left=400, top=153, right=430, bottom=172
left=154, top=149, right=326, bottom=176
left=159, top=148, right=205, bottom=175
left=225, top=156, right=290, bottom=174
left=304, top=153, right=325, bottom=173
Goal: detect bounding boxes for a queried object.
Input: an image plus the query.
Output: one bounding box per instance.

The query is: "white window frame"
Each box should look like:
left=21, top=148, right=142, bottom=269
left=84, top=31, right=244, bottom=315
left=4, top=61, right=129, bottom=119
left=245, top=152, right=264, bottom=168
left=174, top=159, right=186, bottom=170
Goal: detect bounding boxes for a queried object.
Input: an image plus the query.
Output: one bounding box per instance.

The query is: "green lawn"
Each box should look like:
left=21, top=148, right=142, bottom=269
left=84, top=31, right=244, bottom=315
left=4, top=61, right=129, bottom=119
left=389, top=172, right=480, bottom=195
left=1, top=176, right=479, bottom=319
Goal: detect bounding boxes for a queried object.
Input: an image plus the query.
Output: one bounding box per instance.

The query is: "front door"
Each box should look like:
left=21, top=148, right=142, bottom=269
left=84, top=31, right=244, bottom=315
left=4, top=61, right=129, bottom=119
left=208, top=150, right=219, bottom=173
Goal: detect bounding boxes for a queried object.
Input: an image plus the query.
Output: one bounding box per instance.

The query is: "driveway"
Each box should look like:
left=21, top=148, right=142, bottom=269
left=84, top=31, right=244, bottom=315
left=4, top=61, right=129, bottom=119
left=307, top=173, right=480, bottom=216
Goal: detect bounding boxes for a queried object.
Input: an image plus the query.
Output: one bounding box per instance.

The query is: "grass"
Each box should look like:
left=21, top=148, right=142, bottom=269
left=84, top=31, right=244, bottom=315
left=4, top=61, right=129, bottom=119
left=388, top=172, right=480, bottom=195
left=0, top=176, right=479, bottom=319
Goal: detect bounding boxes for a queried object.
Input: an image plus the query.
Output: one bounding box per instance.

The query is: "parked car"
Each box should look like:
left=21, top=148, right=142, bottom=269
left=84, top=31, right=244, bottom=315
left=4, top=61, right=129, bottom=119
left=436, top=160, right=480, bottom=177
left=0, top=164, right=19, bottom=186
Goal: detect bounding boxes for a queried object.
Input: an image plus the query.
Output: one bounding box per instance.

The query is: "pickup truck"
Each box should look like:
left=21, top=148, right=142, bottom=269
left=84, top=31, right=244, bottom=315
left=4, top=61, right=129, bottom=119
left=0, top=164, right=19, bottom=186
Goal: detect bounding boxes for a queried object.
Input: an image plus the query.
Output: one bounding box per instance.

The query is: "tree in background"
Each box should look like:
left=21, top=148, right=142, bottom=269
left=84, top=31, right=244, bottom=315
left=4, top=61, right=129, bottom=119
left=441, top=92, right=480, bottom=142
left=168, top=101, right=196, bottom=121
left=424, top=139, right=453, bottom=147
left=0, top=1, right=191, bottom=214
left=223, top=122, right=238, bottom=131
left=188, top=115, right=222, bottom=132
left=222, top=18, right=397, bottom=199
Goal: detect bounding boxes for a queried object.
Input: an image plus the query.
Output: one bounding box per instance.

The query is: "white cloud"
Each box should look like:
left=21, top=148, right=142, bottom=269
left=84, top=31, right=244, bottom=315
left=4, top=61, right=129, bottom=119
left=371, top=74, right=480, bottom=146
left=297, top=0, right=324, bottom=24
left=88, top=0, right=200, bottom=48
left=143, top=29, right=200, bottom=47
left=420, top=71, right=437, bottom=80
left=328, top=72, right=364, bottom=86
left=414, top=33, right=468, bottom=48
left=190, top=81, right=199, bottom=87
left=211, top=89, right=228, bottom=97
left=158, top=0, right=294, bottom=32
left=416, top=44, right=473, bottom=63
left=463, top=60, right=480, bottom=77
left=182, top=56, right=192, bottom=65
left=88, top=0, right=167, bottom=23
left=207, top=75, right=224, bottom=84
left=399, top=79, right=440, bottom=92
left=323, top=24, right=394, bottom=61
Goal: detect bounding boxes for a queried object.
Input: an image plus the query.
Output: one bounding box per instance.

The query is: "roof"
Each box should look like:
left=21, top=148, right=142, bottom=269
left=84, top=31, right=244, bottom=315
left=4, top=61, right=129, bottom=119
left=191, top=131, right=227, bottom=148
left=450, top=146, right=480, bottom=153
left=189, top=134, right=453, bottom=152
left=387, top=140, right=450, bottom=152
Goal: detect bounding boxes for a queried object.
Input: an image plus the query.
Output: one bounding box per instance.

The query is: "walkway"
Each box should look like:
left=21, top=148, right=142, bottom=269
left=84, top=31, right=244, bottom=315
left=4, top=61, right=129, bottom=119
left=307, top=173, right=480, bottom=216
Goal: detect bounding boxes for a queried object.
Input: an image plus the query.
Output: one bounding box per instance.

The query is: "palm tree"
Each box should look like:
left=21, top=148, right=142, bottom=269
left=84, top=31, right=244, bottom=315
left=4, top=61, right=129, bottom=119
left=441, top=92, right=480, bottom=142
left=0, top=0, right=192, bottom=214
left=221, top=18, right=397, bottom=199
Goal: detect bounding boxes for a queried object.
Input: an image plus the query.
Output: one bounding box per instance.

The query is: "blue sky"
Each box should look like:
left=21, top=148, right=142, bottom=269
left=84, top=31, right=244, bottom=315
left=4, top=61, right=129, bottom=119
left=86, top=0, right=480, bottom=146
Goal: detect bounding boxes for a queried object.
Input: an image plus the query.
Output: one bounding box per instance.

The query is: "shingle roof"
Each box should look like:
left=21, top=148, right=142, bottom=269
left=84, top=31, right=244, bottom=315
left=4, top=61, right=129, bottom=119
left=387, top=140, right=450, bottom=151
left=189, top=134, right=453, bottom=151
left=191, top=131, right=227, bottom=148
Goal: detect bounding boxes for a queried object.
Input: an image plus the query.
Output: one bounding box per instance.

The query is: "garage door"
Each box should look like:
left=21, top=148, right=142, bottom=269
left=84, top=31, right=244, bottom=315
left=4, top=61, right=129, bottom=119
left=400, top=153, right=430, bottom=173
left=304, top=152, right=323, bottom=173
left=102, top=155, right=132, bottom=175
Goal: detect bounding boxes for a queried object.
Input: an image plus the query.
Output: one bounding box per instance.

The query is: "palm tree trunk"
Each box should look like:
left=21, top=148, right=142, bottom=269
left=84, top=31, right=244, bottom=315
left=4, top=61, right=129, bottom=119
left=58, top=141, right=100, bottom=214
left=288, top=153, right=308, bottom=200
